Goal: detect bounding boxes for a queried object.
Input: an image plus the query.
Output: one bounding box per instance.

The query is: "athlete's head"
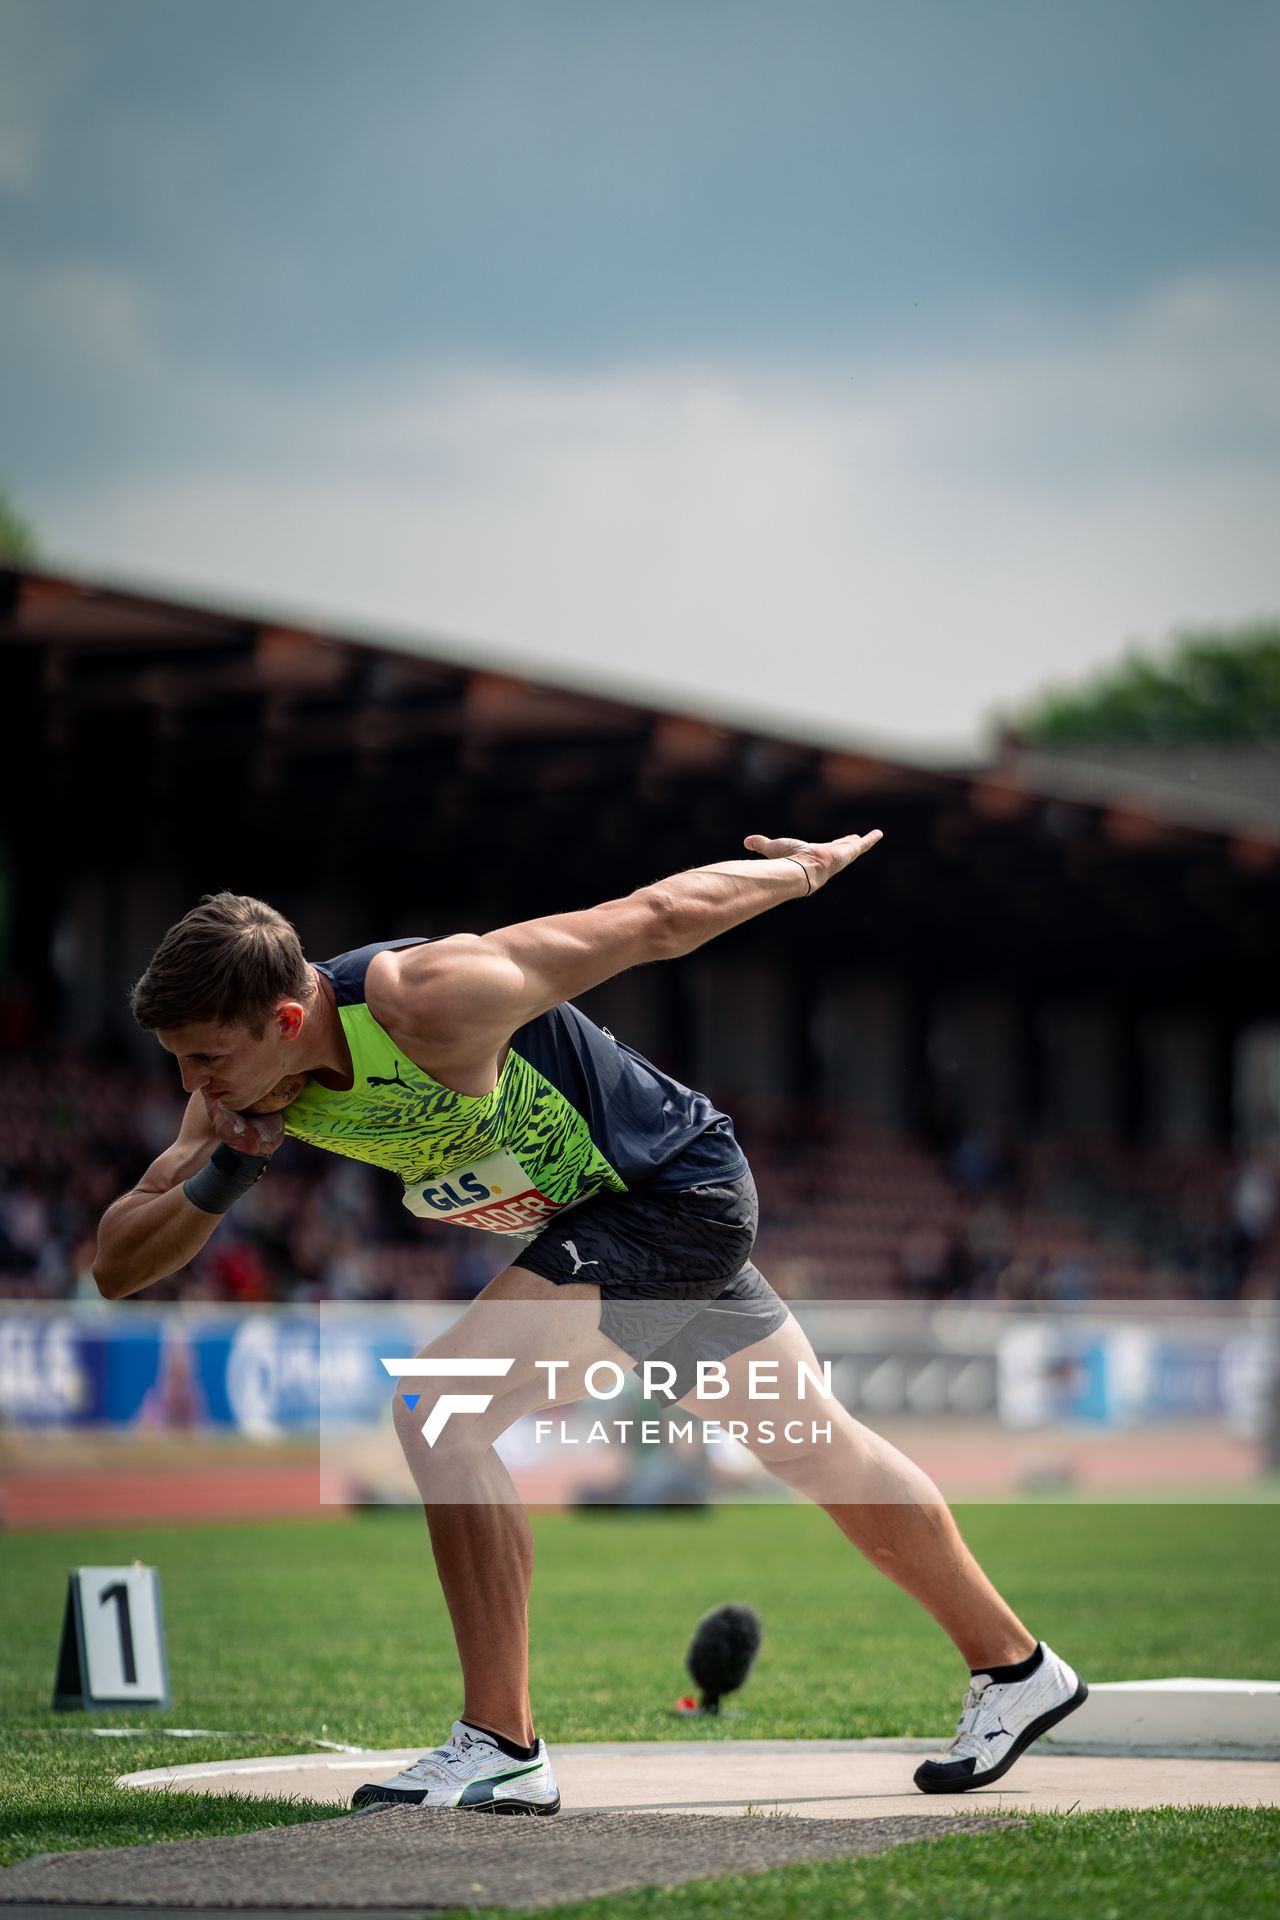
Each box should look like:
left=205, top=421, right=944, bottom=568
left=131, top=892, right=313, bottom=1112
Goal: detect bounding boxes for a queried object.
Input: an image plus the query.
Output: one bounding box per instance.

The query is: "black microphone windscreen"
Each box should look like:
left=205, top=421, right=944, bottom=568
left=685, top=1604, right=763, bottom=1708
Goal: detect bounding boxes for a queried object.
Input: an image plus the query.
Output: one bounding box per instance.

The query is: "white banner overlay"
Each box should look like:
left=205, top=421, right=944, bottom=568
left=317, top=1299, right=1280, bottom=1507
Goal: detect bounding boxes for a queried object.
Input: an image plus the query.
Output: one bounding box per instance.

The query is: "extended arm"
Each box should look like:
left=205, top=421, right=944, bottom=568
left=380, top=828, right=882, bottom=1059
left=93, top=1093, right=283, bottom=1300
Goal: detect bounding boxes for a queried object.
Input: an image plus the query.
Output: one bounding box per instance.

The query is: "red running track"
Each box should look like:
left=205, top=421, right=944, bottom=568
left=0, top=1464, right=340, bottom=1529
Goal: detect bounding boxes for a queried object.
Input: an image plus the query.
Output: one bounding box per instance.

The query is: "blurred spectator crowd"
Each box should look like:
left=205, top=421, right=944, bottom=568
left=1, top=1050, right=1277, bottom=1306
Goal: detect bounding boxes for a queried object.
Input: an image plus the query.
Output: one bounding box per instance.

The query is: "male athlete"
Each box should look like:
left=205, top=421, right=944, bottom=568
left=95, top=830, right=1087, bottom=1812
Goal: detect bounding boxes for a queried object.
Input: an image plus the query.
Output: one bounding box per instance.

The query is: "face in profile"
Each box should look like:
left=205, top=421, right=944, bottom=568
left=156, top=1005, right=310, bottom=1114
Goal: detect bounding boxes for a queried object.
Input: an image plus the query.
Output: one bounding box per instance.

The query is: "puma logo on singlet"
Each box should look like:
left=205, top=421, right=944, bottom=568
left=367, top=1062, right=409, bottom=1089
left=563, top=1240, right=599, bottom=1275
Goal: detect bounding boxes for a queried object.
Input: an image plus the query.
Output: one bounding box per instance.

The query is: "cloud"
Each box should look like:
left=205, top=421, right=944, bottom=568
left=22, top=270, right=1280, bottom=753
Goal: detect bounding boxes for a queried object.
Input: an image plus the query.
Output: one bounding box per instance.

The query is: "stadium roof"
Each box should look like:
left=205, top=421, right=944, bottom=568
left=996, top=742, right=1280, bottom=840
left=4, top=563, right=1279, bottom=1019
left=7, top=562, right=1280, bottom=829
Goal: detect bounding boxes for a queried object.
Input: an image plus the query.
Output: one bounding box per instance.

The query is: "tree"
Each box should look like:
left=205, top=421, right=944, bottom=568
left=1009, top=624, right=1280, bottom=746
left=0, top=486, right=39, bottom=564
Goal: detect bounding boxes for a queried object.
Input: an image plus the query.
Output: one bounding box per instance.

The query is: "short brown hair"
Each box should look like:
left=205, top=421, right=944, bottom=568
left=130, top=892, right=310, bottom=1036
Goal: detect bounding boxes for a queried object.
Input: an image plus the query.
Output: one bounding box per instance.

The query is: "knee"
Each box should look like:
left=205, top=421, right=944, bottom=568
left=748, top=1412, right=881, bottom=1499
left=747, top=1431, right=833, bottom=1489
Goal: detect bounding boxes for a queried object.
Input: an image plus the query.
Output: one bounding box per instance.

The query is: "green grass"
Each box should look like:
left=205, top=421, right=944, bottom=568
left=1, top=1503, right=1276, bottom=1911
left=427, top=1809, right=1280, bottom=1920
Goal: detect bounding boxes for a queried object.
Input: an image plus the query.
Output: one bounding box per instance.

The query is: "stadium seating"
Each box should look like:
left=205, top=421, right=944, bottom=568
left=0, top=1061, right=1275, bottom=1304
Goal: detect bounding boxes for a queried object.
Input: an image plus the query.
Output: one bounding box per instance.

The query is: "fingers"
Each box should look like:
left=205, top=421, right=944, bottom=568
left=205, top=1097, right=284, bottom=1156
left=201, top=1093, right=231, bottom=1136
left=743, top=834, right=808, bottom=857
left=826, top=829, right=883, bottom=849
left=744, top=829, right=884, bottom=857
left=206, top=1098, right=245, bottom=1140
left=742, top=828, right=884, bottom=895
left=832, top=829, right=883, bottom=875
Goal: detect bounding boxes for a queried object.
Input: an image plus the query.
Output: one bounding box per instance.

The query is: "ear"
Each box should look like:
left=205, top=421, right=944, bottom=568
left=276, top=999, right=306, bottom=1041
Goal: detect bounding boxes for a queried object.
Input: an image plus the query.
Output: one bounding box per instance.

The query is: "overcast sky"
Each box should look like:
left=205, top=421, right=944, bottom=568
left=4, top=0, right=1279, bottom=755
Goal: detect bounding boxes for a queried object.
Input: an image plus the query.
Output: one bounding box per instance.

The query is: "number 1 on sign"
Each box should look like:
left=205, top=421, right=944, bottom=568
left=100, top=1581, right=138, bottom=1685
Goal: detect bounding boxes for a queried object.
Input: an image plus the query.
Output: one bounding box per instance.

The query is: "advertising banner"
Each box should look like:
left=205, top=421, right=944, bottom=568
left=2, top=1302, right=1275, bottom=1509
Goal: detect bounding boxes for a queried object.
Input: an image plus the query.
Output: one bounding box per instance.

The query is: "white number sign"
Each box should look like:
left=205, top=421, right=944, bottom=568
left=52, top=1565, right=170, bottom=1711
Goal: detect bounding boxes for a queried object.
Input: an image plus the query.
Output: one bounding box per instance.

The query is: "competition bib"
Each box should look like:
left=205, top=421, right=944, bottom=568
left=401, top=1147, right=581, bottom=1238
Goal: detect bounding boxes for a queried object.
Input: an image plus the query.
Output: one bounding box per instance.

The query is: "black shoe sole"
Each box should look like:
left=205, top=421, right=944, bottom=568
left=351, top=1787, right=561, bottom=1815
left=914, top=1677, right=1089, bottom=1794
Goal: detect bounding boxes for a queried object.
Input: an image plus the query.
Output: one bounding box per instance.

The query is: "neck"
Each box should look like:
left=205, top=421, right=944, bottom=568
left=303, top=966, right=354, bottom=1082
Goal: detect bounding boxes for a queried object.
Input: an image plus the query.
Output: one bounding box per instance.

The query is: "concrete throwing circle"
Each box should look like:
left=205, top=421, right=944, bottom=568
left=114, top=1738, right=1280, bottom=1819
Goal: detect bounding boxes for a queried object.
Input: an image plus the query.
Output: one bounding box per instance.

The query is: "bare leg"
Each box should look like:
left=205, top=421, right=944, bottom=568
left=819, top=1489, right=1037, bottom=1670
left=677, top=1311, right=1036, bottom=1671
left=392, top=1266, right=633, bottom=1748
left=423, top=1454, right=538, bottom=1747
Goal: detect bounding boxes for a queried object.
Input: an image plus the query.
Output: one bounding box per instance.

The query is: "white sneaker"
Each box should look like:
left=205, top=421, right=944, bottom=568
left=351, top=1720, right=560, bottom=1814
left=914, top=1642, right=1088, bottom=1793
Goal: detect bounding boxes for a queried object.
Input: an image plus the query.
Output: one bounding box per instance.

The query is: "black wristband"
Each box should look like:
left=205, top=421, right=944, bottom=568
left=183, top=1141, right=271, bottom=1215
left=785, top=855, right=813, bottom=895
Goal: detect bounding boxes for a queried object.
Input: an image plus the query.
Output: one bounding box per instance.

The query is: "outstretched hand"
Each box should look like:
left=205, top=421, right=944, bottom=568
left=744, top=828, right=883, bottom=893
left=201, top=1095, right=286, bottom=1158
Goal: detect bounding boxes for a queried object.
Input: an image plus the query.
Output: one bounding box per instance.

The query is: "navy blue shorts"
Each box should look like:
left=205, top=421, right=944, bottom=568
left=514, top=1167, right=789, bottom=1397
